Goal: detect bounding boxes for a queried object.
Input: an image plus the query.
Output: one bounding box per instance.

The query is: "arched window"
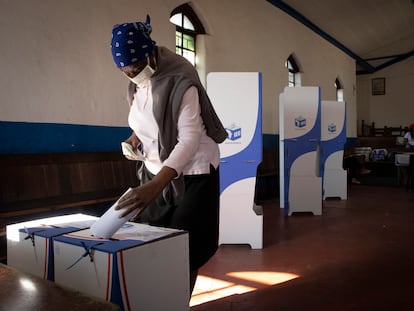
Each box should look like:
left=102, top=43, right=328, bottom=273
left=335, top=77, right=344, bottom=102
left=285, top=54, right=301, bottom=87
left=170, top=3, right=205, bottom=66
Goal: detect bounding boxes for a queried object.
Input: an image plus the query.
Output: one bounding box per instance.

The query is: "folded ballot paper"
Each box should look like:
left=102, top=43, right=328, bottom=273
left=121, top=142, right=145, bottom=161
left=90, top=188, right=138, bottom=239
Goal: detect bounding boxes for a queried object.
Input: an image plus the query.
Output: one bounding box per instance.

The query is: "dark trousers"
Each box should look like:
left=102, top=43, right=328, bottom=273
left=137, top=164, right=220, bottom=272
left=343, top=155, right=364, bottom=180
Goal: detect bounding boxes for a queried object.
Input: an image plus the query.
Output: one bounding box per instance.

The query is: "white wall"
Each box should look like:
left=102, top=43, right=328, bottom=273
left=194, top=0, right=356, bottom=136
left=356, top=57, right=414, bottom=131
left=0, top=0, right=357, bottom=136
left=0, top=0, right=177, bottom=127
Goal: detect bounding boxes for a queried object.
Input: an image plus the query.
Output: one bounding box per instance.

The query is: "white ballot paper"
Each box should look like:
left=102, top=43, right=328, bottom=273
left=90, top=188, right=137, bottom=238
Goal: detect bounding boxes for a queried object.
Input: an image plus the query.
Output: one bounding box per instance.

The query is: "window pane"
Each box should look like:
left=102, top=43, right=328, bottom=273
left=183, top=34, right=195, bottom=51
left=176, top=31, right=182, bottom=46
left=182, top=50, right=195, bottom=65
left=287, top=55, right=299, bottom=72
left=170, top=14, right=183, bottom=27
left=337, top=89, right=344, bottom=102
left=288, top=72, right=295, bottom=87
left=183, top=16, right=195, bottom=30
left=287, top=60, right=293, bottom=71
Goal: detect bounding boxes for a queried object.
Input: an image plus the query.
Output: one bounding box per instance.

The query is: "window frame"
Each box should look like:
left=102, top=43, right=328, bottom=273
left=170, top=3, right=205, bottom=66
left=335, top=78, right=344, bottom=102
left=286, top=54, right=300, bottom=87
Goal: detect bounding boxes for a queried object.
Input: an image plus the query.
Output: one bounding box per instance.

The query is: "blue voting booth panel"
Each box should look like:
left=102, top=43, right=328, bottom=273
left=320, top=100, right=347, bottom=200
left=207, top=72, right=263, bottom=249
left=279, top=87, right=322, bottom=216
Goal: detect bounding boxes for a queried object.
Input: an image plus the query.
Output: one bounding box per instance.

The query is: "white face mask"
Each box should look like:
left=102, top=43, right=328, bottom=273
left=128, top=58, right=155, bottom=87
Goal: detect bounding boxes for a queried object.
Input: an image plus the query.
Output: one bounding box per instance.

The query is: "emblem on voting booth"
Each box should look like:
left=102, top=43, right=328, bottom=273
left=295, top=116, right=306, bottom=128
left=225, top=123, right=242, bottom=141
left=328, top=123, right=337, bottom=133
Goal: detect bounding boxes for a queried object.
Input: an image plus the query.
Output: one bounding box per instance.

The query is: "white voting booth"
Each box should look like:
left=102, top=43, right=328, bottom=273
left=279, top=87, right=322, bottom=216
left=207, top=72, right=263, bottom=249
left=320, top=100, right=347, bottom=200
left=279, top=88, right=348, bottom=216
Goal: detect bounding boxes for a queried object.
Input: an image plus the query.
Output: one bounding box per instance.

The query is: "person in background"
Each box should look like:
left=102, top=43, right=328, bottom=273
left=109, top=16, right=228, bottom=296
left=343, top=148, right=371, bottom=184
left=403, top=124, right=414, bottom=148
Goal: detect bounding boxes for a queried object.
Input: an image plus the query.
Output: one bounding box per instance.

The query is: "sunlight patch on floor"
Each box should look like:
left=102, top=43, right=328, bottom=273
left=227, top=271, right=299, bottom=285
left=190, top=271, right=299, bottom=307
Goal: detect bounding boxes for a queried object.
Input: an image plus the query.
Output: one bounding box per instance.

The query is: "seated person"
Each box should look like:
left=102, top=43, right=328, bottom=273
left=343, top=148, right=371, bottom=184
left=403, top=124, right=414, bottom=148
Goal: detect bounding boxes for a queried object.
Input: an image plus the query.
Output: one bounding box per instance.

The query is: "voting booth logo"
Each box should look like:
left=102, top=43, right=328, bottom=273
left=225, top=123, right=242, bottom=141
left=328, top=123, right=337, bottom=133
left=295, top=116, right=306, bottom=128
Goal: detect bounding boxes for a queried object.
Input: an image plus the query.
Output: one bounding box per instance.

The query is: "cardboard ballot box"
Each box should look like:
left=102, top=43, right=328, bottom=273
left=6, top=214, right=98, bottom=280
left=53, top=223, right=190, bottom=311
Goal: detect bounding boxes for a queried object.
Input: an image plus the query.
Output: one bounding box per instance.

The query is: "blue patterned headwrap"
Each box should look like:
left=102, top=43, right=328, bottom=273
left=110, top=15, right=156, bottom=68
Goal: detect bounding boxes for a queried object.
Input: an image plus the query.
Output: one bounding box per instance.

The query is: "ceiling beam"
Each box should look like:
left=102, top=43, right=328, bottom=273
left=357, top=50, right=414, bottom=75
left=266, top=0, right=376, bottom=73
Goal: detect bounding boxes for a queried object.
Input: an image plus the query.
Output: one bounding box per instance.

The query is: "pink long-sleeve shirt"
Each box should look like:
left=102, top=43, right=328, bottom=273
left=128, top=83, right=220, bottom=176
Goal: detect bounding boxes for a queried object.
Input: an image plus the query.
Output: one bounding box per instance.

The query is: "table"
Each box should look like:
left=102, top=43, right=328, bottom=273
left=395, top=152, right=414, bottom=187
left=0, top=263, right=120, bottom=310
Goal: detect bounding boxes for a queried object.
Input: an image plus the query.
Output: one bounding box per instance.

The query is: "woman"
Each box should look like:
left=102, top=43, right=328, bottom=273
left=110, top=16, right=227, bottom=295
left=403, top=124, right=414, bottom=148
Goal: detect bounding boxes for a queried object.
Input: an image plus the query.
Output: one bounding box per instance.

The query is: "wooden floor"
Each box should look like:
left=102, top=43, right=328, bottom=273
left=190, top=184, right=414, bottom=310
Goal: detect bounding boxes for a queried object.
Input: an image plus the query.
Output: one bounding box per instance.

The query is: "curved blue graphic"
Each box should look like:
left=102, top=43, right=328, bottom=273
left=319, top=110, right=347, bottom=177
left=282, top=88, right=321, bottom=214
left=219, top=74, right=262, bottom=194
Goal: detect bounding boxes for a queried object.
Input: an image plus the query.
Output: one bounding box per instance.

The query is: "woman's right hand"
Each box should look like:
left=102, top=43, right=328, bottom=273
left=125, top=132, right=141, bottom=150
